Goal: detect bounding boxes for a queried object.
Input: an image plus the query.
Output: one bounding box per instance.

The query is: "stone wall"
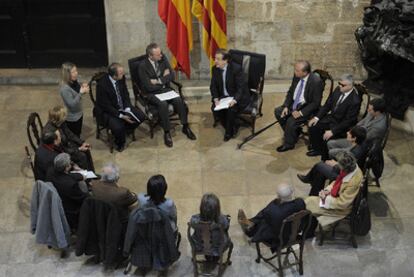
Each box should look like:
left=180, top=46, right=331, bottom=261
left=104, top=0, right=371, bottom=80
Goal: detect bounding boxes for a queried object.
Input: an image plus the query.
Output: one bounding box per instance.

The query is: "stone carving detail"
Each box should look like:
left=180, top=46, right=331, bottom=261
left=355, top=0, right=414, bottom=119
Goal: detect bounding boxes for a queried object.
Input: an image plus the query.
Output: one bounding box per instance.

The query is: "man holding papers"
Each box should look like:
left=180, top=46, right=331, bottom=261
left=210, top=49, right=250, bottom=141
left=138, top=43, right=196, bottom=148
left=96, top=63, right=146, bottom=152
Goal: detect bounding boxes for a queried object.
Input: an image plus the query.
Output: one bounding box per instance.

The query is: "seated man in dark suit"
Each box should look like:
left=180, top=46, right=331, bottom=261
left=90, top=163, right=137, bottom=222
left=96, top=63, right=146, bottom=152
left=46, top=153, right=89, bottom=230
left=237, top=183, right=305, bottom=248
left=274, top=61, right=324, bottom=152
left=138, top=42, right=196, bottom=148
left=34, top=130, right=63, bottom=181
left=210, top=48, right=250, bottom=141
left=307, top=74, right=361, bottom=160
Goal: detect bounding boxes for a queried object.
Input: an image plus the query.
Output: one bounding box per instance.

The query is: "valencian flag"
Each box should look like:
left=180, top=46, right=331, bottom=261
left=158, top=0, right=193, bottom=79
left=191, top=0, right=227, bottom=66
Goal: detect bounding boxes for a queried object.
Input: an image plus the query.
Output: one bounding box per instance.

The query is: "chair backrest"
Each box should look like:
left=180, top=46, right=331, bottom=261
left=88, top=71, right=107, bottom=105
left=313, top=69, right=334, bottom=100
left=27, top=112, right=43, bottom=151
left=128, top=55, right=148, bottom=98
left=25, top=146, right=35, bottom=178
left=278, top=209, right=312, bottom=248
left=354, top=83, right=371, bottom=121
left=229, top=49, right=266, bottom=94
left=381, top=112, right=392, bottom=150
left=187, top=220, right=226, bottom=256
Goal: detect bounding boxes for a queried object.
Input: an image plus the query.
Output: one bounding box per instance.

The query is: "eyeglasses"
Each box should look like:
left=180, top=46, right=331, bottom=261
left=338, top=82, right=347, bottom=87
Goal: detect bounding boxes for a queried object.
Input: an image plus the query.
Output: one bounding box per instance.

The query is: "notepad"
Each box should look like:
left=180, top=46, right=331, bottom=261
left=71, top=170, right=97, bottom=179
left=213, top=97, right=234, bottom=111
left=155, top=90, right=180, bottom=101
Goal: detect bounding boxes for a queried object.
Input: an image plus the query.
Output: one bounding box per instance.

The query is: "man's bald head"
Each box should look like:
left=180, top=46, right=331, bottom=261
left=277, top=183, right=295, bottom=203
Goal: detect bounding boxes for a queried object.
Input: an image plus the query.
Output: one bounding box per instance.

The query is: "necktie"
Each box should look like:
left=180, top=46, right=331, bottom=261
left=292, top=79, right=304, bottom=110
left=331, top=170, right=347, bottom=197
left=222, top=68, right=229, bottom=97
left=155, top=62, right=161, bottom=77
left=334, top=94, right=345, bottom=111
left=115, top=81, right=124, bottom=110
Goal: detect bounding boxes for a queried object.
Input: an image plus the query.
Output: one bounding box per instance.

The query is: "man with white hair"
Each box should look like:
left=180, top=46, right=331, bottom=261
left=237, top=183, right=306, bottom=248
left=90, top=163, right=137, bottom=220
left=307, top=74, right=361, bottom=160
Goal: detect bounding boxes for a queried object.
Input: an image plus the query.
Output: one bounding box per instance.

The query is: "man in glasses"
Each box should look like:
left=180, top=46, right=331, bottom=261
left=274, top=61, right=324, bottom=152
left=307, top=74, right=361, bottom=160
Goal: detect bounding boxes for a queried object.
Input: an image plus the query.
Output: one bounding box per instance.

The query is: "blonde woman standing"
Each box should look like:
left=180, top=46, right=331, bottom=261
left=60, top=62, right=89, bottom=137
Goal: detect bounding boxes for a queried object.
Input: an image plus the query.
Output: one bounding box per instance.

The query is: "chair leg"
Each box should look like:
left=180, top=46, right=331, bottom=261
left=299, top=243, right=304, bottom=275
left=318, top=224, right=325, bottom=246
left=251, top=118, right=256, bottom=135
left=255, top=242, right=261, bottom=263
left=123, top=262, right=132, bottom=275
left=277, top=250, right=283, bottom=277
left=96, top=125, right=100, bottom=139
left=226, top=242, right=233, bottom=265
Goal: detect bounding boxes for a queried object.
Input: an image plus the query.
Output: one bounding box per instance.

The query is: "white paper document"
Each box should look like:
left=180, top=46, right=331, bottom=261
left=319, top=199, right=326, bottom=208
left=155, top=90, right=180, bottom=101
left=121, top=108, right=141, bottom=123
left=71, top=170, right=98, bottom=179
left=213, top=97, right=234, bottom=111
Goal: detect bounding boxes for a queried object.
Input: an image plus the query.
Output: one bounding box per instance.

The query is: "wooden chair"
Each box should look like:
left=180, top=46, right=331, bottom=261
left=318, top=180, right=367, bottom=248
left=354, top=83, right=371, bottom=121
left=128, top=55, right=187, bottom=138
left=187, top=219, right=233, bottom=277
left=223, top=49, right=266, bottom=135
left=88, top=72, right=137, bottom=152
left=27, top=112, right=43, bottom=151
left=24, top=146, right=36, bottom=178
left=254, top=210, right=312, bottom=277
left=299, top=69, right=334, bottom=143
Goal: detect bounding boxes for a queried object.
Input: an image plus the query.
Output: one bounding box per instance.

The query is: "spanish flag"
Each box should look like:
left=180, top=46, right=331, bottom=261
left=192, top=0, right=227, bottom=66
left=158, top=0, right=193, bottom=79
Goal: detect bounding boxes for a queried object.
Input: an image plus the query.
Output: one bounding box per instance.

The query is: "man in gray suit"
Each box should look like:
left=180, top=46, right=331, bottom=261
left=327, top=98, right=387, bottom=157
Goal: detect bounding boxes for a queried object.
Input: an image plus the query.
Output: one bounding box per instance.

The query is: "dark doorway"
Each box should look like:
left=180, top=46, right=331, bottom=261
left=0, top=0, right=108, bottom=68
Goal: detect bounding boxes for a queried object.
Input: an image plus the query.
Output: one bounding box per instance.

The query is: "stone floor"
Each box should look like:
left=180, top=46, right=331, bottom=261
left=0, top=84, right=414, bottom=277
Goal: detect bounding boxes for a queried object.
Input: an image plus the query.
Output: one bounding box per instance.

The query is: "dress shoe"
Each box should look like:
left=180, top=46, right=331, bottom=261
left=115, top=145, right=125, bottom=152
left=276, top=145, right=294, bottom=152
left=164, top=132, right=173, bottom=148
left=223, top=133, right=232, bottom=142
left=238, top=209, right=254, bottom=234
left=297, top=174, right=310, bottom=184
left=306, top=150, right=321, bottom=157
left=182, top=125, right=197, bottom=140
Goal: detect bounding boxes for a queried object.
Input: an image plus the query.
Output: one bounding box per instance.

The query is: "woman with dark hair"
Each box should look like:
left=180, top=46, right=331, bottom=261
left=298, top=126, right=367, bottom=196
left=137, top=175, right=177, bottom=232
left=190, top=193, right=232, bottom=258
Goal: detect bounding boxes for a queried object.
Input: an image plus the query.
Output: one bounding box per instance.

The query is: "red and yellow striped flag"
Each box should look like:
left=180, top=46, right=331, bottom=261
left=192, top=0, right=227, bottom=66
left=158, top=0, right=193, bottom=79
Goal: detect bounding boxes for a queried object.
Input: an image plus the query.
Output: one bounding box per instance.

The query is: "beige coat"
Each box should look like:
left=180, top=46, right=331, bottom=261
left=305, top=167, right=363, bottom=226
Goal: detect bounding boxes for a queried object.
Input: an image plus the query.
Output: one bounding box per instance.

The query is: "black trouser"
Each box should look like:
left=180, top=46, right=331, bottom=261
left=212, top=104, right=244, bottom=136
left=306, top=162, right=339, bottom=196
left=106, top=107, right=145, bottom=147
left=148, top=95, right=188, bottom=132
left=308, top=117, right=344, bottom=160
left=274, top=106, right=309, bottom=147
left=66, top=116, right=83, bottom=138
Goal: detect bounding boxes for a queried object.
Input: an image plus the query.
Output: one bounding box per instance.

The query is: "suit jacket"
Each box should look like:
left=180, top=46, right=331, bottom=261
left=96, top=74, right=139, bottom=124
left=357, top=113, right=387, bottom=142
left=46, top=168, right=89, bottom=228
left=316, top=86, right=361, bottom=136
left=34, top=144, right=62, bottom=181
left=282, top=73, right=324, bottom=118
left=30, top=180, right=71, bottom=249
left=250, top=198, right=306, bottom=248
left=210, top=63, right=250, bottom=108
left=76, top=198, right=126, bottom=265
left=138, top=56, right=175, bottom=94
left=91, top=180, right=137, bottom=209
left=123, top=206, right=180, bottom=270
